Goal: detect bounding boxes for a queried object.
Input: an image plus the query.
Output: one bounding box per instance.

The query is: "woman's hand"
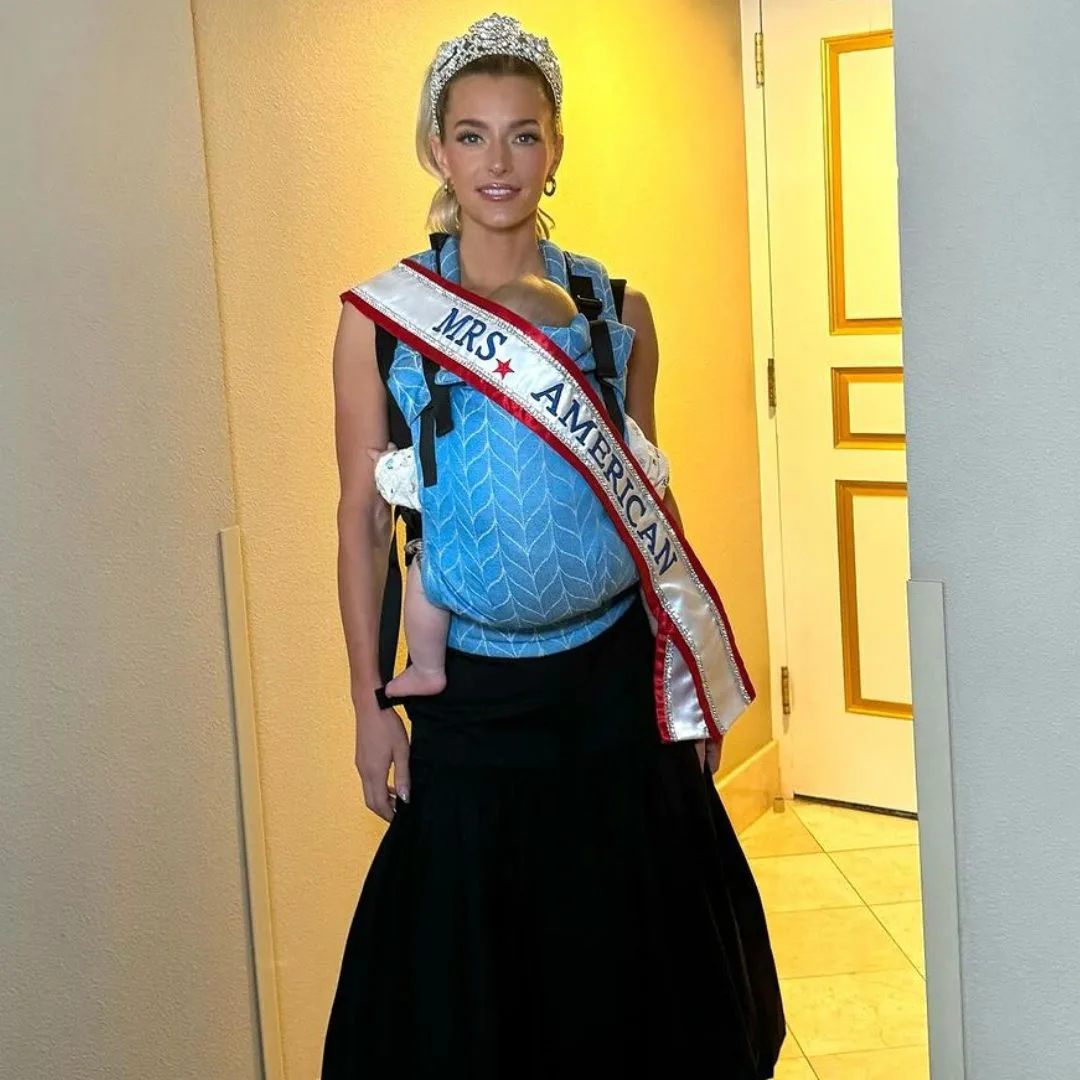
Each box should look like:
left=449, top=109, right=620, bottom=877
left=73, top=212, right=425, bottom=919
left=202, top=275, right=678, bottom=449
left=354, top=699, right=411, bottom=821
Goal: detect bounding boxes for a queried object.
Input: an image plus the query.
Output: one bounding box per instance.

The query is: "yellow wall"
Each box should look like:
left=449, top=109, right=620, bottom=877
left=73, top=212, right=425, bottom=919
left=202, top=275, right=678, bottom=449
left=191, top=0, right=770, bottom=1073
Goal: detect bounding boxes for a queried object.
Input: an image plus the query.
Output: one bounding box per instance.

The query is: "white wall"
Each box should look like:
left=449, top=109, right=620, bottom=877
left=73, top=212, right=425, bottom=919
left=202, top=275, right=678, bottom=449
left=895, top=1, right=1080, bottom=1075
left=0, top=3, right=260, bottom=1077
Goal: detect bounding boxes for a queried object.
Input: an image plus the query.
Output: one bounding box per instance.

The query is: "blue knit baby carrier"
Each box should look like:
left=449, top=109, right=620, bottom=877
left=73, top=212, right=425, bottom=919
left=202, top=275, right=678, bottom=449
left=374, top=234, right=638, bottom=681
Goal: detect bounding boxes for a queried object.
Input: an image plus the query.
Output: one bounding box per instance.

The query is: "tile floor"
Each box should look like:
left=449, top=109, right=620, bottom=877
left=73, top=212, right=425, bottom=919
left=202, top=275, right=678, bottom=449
left=741, top=799, right=929, bottom=1080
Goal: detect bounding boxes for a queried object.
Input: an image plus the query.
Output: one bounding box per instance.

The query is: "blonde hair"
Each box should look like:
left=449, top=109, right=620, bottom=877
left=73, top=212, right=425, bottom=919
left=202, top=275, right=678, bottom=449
left=416, top=55, right=560, bottom=239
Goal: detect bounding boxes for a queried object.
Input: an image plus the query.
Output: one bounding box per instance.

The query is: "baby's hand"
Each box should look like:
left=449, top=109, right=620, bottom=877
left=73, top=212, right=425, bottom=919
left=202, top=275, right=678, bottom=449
left=367, top=441, right=398, bottom=466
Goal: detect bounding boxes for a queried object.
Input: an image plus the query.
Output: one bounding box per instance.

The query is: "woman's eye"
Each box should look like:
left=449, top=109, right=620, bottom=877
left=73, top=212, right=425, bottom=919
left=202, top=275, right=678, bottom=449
left=516, top=132, right=540, bottom=145
left=456, top=132, right=482, bottom=145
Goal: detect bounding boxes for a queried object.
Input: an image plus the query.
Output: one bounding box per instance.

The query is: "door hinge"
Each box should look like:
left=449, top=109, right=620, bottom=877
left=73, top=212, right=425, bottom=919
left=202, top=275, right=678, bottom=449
left=781, top=665, right=792, bottom=716
left=767, top=357, right=777, bottom=410
left=754, top=32, right=765, bottom=88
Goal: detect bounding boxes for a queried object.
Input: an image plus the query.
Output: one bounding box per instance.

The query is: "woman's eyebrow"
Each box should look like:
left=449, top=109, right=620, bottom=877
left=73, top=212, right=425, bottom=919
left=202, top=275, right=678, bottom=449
left=454, top=117, right=541, bottom=129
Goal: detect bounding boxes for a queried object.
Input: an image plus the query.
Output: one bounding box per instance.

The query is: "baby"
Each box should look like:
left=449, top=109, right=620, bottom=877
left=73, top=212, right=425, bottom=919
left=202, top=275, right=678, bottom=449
left=372, top=275, right=670, bottom=699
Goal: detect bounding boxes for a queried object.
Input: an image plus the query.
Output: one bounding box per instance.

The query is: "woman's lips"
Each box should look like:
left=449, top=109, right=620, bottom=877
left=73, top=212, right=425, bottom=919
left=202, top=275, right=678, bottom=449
left=477, top=184, right=520, bottom=201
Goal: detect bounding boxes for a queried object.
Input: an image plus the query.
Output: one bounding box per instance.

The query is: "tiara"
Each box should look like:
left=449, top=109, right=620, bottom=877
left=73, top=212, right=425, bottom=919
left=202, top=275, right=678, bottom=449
left=429, top=13, right=563, bottom=137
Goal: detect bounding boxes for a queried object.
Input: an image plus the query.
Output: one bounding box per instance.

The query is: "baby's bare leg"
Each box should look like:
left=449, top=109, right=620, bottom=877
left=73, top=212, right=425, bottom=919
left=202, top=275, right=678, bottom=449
left=385, top=556, right=449, bottom=697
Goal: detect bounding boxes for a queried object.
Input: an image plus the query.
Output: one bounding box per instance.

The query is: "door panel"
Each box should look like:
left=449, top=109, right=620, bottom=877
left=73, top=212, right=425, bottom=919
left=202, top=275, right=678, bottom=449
left=762, top=0, right=914, bottom=811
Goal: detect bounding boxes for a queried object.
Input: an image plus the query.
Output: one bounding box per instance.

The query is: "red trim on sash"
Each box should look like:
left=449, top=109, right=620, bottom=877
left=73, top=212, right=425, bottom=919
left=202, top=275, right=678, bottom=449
left=342, top=268, right=754, bottom=740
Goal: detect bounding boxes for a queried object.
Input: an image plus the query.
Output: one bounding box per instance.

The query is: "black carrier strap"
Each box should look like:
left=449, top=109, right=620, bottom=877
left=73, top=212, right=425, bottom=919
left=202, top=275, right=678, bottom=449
left=376, top=327, right=412, bottom=452
left=374, top=325, right=422, bottom=549
left=564, top=259, right=605, bottom=321
left=611, top=278, right=627, bottom=322
left=377, top=507, right=405, bottom=688
left=587, top=320, right=625, bottom=435
left=563, top=254, right=626, bottom=434
left=373, top=235, right=456, bottom=698
left=374, top=329, right=420, bottom=688
left=418, top=358, right=453, bottom=487
left=416, top=235, right=454, bottom=488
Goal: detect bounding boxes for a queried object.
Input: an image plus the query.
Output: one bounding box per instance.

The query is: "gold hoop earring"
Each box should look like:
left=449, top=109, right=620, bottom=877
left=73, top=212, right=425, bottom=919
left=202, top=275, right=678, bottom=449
left=444, top=178, right=454, bottom=197
left=544, top=176, right=557, bottom=197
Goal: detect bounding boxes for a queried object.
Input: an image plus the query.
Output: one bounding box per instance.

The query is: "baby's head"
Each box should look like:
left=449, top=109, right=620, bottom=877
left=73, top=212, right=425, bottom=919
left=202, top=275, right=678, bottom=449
left=489, top=275, right=579, bottom=329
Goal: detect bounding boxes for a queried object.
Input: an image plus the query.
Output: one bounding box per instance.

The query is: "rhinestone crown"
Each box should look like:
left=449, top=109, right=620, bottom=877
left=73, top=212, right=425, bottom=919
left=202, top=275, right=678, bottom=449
left=429, top=13, right=563, bottom=137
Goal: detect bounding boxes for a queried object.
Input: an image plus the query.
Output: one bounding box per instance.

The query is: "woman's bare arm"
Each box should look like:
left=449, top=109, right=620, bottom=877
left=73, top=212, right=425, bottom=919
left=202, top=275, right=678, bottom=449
left=333, top=302, right=410, bottom=818
left=621, top=287, right=684, bottom=531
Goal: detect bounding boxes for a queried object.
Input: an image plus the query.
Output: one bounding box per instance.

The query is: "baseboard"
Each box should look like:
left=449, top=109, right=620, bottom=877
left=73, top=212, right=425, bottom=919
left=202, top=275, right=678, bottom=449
left=717, top=739, right=781, bottom=835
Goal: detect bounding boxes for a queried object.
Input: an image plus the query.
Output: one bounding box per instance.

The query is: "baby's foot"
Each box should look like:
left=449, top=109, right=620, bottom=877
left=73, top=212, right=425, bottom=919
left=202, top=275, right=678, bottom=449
left=385, top=665, right=447, bottom=698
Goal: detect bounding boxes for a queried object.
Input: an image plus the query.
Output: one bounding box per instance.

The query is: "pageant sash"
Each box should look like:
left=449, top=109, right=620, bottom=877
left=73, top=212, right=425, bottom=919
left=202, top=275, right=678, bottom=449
left=343, top=260, right=754, bottom=741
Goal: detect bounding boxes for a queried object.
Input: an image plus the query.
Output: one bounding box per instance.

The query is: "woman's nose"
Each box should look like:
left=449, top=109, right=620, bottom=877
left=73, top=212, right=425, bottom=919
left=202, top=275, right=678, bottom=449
left=488, top=145, right=510, bottom=175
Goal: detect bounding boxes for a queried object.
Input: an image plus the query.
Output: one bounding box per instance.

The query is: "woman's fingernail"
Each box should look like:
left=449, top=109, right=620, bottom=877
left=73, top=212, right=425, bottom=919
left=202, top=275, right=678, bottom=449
left=397, top=787, right=410, bottom=804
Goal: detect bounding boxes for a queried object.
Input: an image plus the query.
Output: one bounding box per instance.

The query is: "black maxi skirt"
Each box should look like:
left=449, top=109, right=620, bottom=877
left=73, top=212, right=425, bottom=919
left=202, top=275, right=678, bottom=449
left=322, top=598, right=785, bottom=1078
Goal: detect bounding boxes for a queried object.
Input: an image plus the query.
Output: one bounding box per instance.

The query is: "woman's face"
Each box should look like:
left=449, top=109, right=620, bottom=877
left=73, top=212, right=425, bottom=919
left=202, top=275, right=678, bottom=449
left=432, top=73, right=563, bottom=235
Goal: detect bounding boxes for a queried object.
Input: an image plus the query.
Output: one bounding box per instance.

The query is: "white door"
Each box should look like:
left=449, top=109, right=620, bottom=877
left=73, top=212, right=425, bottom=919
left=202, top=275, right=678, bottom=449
left=760, top=0, right=914, bottom=811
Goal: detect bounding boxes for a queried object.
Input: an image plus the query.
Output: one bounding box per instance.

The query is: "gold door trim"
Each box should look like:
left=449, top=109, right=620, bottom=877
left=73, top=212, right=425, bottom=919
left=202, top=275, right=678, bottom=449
left=823, top=30, right=902, bottom=336
left=831, top=366, right=905, bottom=449
left=836, top=479, right=912, bottom=720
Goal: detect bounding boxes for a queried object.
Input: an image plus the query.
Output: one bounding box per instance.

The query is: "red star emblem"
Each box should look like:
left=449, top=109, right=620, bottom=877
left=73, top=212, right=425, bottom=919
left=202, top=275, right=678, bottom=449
left=494, top=358, right=513, bottom=379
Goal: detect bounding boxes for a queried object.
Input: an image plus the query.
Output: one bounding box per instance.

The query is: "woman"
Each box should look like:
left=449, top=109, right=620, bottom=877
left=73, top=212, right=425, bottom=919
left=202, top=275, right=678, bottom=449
left=324, top=14, right=784, bottom=1078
